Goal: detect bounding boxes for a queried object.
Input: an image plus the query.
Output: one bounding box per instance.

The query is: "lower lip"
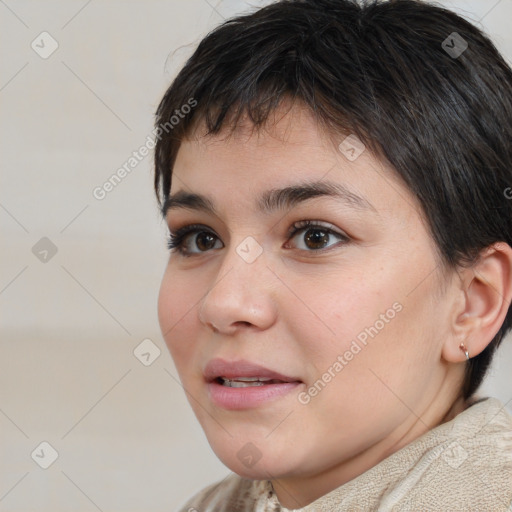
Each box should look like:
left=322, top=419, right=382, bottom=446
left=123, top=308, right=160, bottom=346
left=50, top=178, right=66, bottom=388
left=207, top=380, right=302, bottom=410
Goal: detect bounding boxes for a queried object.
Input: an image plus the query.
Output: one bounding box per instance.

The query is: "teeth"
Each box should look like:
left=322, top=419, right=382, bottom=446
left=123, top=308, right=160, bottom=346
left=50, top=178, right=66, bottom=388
left=232, top=377, right=273, bottom=382
left=223, top=380, right=267, bottom=388
left=219, top=377, right=282, bottom=387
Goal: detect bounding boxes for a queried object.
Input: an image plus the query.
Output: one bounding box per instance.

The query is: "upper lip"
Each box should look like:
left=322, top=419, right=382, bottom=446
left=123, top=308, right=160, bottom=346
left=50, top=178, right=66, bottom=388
left=204, top=358, right=301, bottom=383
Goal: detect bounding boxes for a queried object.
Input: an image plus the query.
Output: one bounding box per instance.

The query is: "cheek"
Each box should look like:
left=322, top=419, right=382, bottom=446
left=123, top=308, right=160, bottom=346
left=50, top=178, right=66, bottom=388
left=288, top=261, right=438, bottom=391
left=286, top=268, right=391, bottom=358
left=157, top=267, right=199, bottom=365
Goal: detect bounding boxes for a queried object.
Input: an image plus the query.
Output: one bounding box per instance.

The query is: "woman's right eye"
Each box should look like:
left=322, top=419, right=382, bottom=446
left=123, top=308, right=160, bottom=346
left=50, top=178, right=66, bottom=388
left=167, top=224, right=223, bottom=257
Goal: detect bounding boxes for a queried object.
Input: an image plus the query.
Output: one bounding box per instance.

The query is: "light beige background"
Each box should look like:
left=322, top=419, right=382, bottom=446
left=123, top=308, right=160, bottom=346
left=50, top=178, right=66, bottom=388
left=1, top=0, right=511, bottom=510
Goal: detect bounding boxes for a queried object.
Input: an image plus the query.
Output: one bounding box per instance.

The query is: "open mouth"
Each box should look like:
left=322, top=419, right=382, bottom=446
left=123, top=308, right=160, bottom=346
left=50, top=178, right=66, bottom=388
left=204, top=358, right=303, bottom=409
left=215, top=377, right=292, bottom=388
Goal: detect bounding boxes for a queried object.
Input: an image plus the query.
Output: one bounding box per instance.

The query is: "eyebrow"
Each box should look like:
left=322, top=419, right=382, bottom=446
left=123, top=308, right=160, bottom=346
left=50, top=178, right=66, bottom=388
left=162, top=180, right=377, bottom=217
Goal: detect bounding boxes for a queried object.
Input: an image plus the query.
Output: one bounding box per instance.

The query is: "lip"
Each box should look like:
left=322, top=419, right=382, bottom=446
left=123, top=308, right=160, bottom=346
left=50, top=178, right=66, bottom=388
left=204, top=358, right=303, bottom=410
left=204, top=358, right=300, bottom=382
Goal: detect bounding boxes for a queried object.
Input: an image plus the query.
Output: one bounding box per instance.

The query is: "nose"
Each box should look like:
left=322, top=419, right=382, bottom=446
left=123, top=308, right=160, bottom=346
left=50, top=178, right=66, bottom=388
left=198, top=241, right=278, bottom=335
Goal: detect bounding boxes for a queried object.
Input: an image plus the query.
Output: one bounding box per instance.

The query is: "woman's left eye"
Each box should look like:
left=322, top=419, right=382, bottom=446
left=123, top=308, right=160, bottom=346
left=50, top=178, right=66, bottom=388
left=285, top=220, right=349, bottom=251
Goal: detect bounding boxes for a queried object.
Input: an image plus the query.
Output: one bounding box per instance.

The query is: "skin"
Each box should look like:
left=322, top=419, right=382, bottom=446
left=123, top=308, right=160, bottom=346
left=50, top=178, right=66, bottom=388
left=157, top=103, right=508, bottom=507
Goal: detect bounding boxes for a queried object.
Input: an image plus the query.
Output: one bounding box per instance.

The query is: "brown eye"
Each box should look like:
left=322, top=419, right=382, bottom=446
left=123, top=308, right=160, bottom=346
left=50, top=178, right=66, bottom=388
left=195, top=232, right=217, bottom=251
left=167, top=224, right=223, bottom=256
left=304, top=228, right=331, bottom=249
left=287, top=221, right=348, bottom=252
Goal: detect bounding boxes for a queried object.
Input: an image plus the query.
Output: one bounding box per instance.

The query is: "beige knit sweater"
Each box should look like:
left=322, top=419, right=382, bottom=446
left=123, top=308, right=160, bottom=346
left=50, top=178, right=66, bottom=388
left=178, top=398, right=512, bottom=511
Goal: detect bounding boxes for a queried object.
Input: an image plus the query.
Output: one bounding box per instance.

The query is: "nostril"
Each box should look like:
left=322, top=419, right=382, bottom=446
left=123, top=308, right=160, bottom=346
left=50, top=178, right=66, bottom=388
left=235, top=321, right=252, bottom=327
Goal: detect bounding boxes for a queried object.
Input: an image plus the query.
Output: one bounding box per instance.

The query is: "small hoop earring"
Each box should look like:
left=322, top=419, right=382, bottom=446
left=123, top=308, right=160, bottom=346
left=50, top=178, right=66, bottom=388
left=459, top=342, right=470, bottom=360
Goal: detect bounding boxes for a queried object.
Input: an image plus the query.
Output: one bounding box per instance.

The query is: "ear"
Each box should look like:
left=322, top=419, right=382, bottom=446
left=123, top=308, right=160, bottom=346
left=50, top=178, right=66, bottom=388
left=442, top=242, right=512, bottom=363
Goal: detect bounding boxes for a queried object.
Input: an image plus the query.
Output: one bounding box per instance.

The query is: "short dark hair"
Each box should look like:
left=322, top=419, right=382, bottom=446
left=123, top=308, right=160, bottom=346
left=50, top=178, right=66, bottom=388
left=154, top=0, right=512, bottom=399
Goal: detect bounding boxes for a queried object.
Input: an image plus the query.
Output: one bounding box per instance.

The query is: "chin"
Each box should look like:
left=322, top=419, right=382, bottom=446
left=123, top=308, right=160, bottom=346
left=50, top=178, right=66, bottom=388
left=207, top=434, right=303, bottom=481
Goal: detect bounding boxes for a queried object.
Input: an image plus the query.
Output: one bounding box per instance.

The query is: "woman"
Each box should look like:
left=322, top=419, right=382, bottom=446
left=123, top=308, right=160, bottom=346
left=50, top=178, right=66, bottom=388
left=154, top=0, right=512, bottom=509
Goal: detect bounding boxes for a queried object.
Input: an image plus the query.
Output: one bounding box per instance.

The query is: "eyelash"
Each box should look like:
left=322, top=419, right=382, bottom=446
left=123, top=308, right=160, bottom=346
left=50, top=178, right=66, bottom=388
left=167, top=220, right=349, bottom=258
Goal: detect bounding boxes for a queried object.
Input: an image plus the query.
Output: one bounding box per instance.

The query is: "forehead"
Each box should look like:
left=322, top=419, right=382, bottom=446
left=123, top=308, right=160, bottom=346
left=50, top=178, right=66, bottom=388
left=171, top=104, right=420, bottom=221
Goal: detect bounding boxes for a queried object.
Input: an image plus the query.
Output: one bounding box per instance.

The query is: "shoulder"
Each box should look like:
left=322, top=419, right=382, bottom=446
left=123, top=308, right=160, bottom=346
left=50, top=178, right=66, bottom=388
left=387, top=397, right=512, bottom=510
left=451, top=396, right=512, bottom=456
left=177, top=473, right=276, bottom=512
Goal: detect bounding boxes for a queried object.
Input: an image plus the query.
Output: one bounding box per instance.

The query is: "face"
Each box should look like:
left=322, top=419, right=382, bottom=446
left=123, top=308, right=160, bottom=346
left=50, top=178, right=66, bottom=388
left=158, top=104, right=460, bottom=504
